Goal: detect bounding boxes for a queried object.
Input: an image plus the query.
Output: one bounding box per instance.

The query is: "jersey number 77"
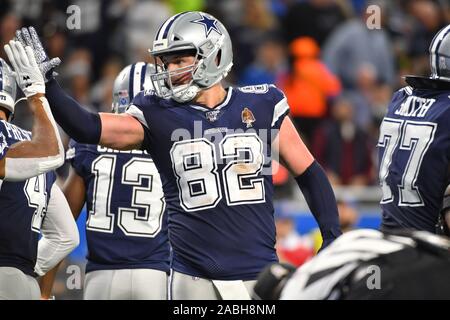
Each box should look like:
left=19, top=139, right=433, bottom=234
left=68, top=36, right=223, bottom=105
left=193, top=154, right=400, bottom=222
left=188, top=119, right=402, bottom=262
left=378, top=118, right=436, bottom=206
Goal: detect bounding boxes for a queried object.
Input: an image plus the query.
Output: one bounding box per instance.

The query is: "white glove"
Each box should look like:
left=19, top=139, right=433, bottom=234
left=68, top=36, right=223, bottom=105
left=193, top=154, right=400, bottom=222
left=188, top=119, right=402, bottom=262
left=4, top=40, right=45, bottom=97
left=15, top=27, right=61, bottom=82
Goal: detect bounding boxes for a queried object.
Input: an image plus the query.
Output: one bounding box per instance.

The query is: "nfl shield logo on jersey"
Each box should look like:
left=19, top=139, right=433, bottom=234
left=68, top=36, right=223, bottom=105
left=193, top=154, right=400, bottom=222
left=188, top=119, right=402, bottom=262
left=241, top=107, right=255, bottom=128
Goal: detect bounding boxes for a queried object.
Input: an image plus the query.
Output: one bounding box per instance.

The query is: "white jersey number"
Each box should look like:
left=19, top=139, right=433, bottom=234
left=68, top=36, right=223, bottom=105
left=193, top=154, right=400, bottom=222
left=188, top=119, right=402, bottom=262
left=378, top=118, right=436, bottom=206
left=87, top=155, right=165, bottom=237
left=24, top=174, right=48, bottom=233
left=171, top=133, right=265, bottom=211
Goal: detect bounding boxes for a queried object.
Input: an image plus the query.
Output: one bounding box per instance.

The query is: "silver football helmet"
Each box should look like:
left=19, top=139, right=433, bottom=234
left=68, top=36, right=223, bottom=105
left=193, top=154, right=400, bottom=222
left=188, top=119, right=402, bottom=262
left=406, top=24, right=450, bottom=88
left=430, top=24, right=450, bottom=81
left=0, top=58, right=17, bottom=119
left=149, top=11, right=233, bottom=103
left=112, top=62, right=155, bottom=114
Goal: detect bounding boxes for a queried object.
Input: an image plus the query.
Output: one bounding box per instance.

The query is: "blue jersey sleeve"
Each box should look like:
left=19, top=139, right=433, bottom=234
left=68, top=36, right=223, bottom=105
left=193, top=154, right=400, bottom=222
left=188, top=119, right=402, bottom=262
left=237, top=84, right=290, bottom=130
left=125, top=90, right=155, bottom=131
left=125, top=90, right=164, bottom=153
left=267, top=84, right=290, bottom=130
left=0, top=121, right=12, bottom=160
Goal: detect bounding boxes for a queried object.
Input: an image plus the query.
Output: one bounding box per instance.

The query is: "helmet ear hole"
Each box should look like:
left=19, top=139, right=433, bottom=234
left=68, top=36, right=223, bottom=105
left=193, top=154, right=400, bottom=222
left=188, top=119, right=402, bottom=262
left=216, top=49, right=222, bottom=67
left=0, top=106, right=12, bottom=121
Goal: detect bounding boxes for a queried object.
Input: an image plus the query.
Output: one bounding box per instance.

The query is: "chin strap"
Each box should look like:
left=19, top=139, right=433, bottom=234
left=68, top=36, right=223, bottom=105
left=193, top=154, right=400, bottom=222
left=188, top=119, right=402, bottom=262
left=172, top=83, right=200, bottom=103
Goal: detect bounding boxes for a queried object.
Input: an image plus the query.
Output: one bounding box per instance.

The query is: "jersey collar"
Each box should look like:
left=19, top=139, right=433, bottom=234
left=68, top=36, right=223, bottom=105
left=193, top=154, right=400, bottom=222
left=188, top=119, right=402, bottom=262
left=187, top=87, right=234, bottom=112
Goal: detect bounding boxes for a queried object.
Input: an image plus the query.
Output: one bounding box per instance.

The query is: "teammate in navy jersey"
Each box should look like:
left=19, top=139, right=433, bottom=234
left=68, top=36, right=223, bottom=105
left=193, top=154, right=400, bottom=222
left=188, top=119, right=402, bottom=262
left=0, top=44, right=78, bottom=299
left=16, top=15, right=341, bottom=300
left=378, top=24, right=450, bottom=233
left=40, top=63, right=169, bottom=300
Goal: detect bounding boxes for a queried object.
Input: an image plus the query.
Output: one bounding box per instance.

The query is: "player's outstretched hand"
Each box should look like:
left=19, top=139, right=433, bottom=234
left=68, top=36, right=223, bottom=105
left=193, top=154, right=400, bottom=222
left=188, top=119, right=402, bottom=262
left=15, top=26, right=61, bottom=82
left=4, top=40, right=45, bottom=98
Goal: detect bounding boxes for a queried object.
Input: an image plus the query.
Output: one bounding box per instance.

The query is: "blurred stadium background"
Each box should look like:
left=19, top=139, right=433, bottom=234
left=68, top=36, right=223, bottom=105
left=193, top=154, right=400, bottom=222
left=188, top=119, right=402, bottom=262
left=1, top=0, right=449, bottom=299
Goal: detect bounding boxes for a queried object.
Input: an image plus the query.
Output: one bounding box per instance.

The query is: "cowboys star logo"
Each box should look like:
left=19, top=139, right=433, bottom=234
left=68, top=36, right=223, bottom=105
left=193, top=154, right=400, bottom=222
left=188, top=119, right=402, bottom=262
left=190, top=14, right=222, bottom=37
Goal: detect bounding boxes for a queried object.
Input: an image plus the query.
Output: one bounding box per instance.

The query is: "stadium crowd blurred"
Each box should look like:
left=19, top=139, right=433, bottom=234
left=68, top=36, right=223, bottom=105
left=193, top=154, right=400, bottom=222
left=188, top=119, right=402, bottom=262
left=1, top=0, right=450, bottom=290
left=2, top=0, right=450, bottom=189
left=0, top=0, right=449, bottom=182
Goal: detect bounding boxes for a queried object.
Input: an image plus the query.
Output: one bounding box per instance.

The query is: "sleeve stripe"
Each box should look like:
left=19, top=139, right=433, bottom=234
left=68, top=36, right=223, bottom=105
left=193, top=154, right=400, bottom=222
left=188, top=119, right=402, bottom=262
left=126, top=105, right=149, bottom=129
left=403, top=86, right=413, bottom=95
left=271, top=97, right=290, bottom=127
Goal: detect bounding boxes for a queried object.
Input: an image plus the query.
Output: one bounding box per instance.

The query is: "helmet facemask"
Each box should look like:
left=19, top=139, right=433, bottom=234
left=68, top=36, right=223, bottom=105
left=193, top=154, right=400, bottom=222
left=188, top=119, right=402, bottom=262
left=151, top=50, right=200, bottom=103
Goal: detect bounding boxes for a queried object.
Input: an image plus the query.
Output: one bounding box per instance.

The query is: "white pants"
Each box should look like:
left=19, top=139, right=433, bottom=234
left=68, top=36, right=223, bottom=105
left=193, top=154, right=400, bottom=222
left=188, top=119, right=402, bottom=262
left=0, top=267, right=40, bottom=300
left=170, top=270, right=257, bottom=300
left=83, top=268, right=167, bottom=300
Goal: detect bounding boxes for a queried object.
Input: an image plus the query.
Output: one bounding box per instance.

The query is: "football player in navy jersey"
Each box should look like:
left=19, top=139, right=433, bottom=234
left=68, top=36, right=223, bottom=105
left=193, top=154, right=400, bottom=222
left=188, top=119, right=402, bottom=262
left=15, top=14, right=341, bottom=300
left=377, top=25, right=450, bottom=234
left=0, top=43, right=78, bottom=299
left=39, top=62, right=169, bottom=300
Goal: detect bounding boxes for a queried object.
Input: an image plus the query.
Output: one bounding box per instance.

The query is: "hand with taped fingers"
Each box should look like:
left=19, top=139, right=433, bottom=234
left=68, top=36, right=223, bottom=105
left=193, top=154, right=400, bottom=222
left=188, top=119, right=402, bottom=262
left=15, top=26, right=61, bottom=82
left=4, top=40, right=45, bottom=98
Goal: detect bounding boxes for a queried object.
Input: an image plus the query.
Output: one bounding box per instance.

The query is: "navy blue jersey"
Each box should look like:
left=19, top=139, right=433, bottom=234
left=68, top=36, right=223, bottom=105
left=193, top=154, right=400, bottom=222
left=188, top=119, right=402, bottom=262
left=378, top=86, right=450, bottom=232
left=0, top=120, right=56, bottom=277
left=68, top=140, right=170, bottom=273
left=127, top=84, right=290, bottom=280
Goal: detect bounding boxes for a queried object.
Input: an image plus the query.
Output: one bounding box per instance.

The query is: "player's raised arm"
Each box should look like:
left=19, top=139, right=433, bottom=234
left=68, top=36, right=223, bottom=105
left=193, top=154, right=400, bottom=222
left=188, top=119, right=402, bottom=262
left=14, top=26, right=144, bottom=151
left=45, top=79, right=144, bottom=150
left=0, top=42, right=64, bottom=181
left=276, top=116, right=342, bottom=250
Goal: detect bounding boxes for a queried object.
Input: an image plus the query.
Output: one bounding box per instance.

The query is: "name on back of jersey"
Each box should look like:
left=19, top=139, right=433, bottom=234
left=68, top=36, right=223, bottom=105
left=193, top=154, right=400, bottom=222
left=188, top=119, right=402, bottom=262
left=395, top=96, right=435, bottom=118
left=0, top=120, right=31, bottom=141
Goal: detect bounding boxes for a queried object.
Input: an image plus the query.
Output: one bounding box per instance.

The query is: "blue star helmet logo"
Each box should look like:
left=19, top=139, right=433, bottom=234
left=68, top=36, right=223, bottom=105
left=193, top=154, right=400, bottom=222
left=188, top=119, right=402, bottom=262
left=190, top=14, right=222, bottom=37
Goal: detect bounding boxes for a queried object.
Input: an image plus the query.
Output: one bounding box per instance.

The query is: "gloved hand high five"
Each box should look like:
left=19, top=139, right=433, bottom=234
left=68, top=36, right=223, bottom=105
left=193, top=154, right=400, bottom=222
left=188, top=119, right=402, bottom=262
left=4, top=40, right=45, bottom=97
left=15, top=27, right=61, bottom=82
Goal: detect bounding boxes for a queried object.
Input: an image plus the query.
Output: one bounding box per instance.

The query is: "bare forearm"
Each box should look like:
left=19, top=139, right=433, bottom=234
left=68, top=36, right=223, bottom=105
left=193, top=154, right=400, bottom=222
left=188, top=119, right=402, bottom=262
left=0, top=95, right=64, bottom=181
left=39, top=261, right=62, bottom=299
left=99, top=113, right=144, bottom=150
left=63, top=169, right=86, bottom=220
left=7, top=94, right=59, bottom=158
left=278, top=117, right=341, bottom=248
